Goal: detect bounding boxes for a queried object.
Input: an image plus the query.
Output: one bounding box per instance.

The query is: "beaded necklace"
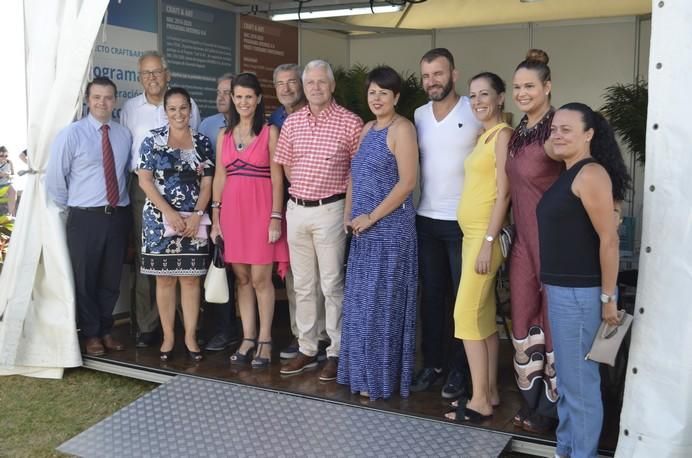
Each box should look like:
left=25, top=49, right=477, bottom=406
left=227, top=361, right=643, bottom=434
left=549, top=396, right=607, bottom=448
left=508, top=107, right=555, bottom=157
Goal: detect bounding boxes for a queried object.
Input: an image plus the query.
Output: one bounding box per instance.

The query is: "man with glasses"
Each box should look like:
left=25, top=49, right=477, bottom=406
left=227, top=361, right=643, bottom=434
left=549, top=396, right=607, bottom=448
left=120, top=50, right=201, bottom=348
left=269, top=64, right=329, bottom=361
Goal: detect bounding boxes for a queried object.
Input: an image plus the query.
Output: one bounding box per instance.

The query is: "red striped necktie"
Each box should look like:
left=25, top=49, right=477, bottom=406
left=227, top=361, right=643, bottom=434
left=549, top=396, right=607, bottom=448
left=100, top=124, right=120, bottom=207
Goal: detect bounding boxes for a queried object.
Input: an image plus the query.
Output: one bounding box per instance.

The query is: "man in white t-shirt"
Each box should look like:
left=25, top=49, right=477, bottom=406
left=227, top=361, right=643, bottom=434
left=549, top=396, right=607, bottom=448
left=120, top=50, right=201, bottom=348
left=412, top=48, right=481, bottom=400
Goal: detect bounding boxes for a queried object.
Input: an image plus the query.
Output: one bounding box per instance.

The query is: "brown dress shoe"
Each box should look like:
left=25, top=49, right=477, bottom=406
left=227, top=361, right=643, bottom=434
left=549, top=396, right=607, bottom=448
left=280, top=352, right=317, bottom=375
left=319, top=357, right=338, bottom=382
left=103, top=334, right=125, bottom=351
left=84, top=337, right=105, bottom=356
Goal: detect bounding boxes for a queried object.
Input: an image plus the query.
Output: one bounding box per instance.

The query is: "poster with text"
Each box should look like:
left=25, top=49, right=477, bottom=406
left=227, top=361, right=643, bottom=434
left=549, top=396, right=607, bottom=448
left=239, top=16, right=299, bottom=113
left=161, top=1, right=236, bottom=118
left=91, top=0, right=158, bottom=120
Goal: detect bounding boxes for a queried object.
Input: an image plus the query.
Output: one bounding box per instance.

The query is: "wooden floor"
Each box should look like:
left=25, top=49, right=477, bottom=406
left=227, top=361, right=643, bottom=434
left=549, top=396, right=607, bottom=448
left=89, top=302, right=621, bottom=455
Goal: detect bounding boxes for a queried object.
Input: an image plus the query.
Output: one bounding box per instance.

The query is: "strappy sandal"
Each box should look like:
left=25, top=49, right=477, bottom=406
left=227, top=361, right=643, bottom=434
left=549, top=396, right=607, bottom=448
left=251, top=340, right=272, bottom=368
left=445, top=399, right=493, bottom=424
left=513, top=405, right=531, bottom=427
left=230, top=338, right=256, bottom=365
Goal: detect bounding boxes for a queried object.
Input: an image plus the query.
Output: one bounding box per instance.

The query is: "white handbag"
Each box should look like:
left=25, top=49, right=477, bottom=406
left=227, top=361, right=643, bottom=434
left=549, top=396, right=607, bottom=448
left=585, top=309, right=633, bottom=367
left=204, top=236, right=229, bottom=303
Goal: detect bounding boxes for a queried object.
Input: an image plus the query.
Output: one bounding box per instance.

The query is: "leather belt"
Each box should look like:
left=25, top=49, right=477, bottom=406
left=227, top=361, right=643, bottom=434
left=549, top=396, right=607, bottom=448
left=71, top=205, right=128, bottom=215
left=290, top=193, right=346, bottom=207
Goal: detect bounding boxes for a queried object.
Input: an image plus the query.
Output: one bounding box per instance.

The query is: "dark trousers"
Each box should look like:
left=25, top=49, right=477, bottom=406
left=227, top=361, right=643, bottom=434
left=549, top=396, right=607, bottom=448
left=128, top=173, right=160, bottom=333
left=416, top=215, right=469, bottom=373
left=204, top=266, right=238, bottom=338
left=67, top=206, right=132, bottom=338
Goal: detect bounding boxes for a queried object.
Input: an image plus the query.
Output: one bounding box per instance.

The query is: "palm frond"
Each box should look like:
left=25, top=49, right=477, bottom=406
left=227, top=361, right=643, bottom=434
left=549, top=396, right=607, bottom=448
left=600, top=80, right=648, bottom=164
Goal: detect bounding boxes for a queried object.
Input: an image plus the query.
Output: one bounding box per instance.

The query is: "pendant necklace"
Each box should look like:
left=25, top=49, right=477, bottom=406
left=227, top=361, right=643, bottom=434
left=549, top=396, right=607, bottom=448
left=235, top=127, right=252, bottom=151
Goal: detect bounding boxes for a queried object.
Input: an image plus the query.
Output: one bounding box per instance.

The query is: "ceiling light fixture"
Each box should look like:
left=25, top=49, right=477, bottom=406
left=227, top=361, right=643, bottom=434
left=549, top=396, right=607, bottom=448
left=271, top=5, right=404, bottom=21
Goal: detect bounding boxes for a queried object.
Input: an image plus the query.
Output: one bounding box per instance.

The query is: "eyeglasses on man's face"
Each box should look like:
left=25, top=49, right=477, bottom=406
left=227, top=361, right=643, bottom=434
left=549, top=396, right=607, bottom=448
left=140, top=69, right=166, bottom=79
left=275, top=79, right=300, bottom=89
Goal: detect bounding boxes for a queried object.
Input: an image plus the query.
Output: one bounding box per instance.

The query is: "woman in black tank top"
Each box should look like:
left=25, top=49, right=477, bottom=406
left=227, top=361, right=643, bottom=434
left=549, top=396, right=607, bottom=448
left=537, top=103, right=630, bottom=458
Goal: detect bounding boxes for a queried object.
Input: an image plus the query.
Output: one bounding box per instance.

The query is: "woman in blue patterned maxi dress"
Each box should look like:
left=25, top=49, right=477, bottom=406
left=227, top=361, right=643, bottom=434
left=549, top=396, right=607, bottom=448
left=337, top=66, right=419, bottom=400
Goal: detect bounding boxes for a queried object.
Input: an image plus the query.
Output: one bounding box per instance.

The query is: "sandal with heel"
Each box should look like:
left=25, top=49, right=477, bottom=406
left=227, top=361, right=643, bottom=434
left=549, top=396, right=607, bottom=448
left=230, top=338, right=257, bottom=365
left=251, top=340, right=272, bottom=368
left=185, top=345, right=204, bottom=362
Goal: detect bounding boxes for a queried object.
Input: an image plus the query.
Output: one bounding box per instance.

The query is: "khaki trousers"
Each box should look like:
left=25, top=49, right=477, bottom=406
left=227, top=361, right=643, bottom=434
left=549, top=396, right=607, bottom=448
left=286, top=199, right=346, bottom=358
left=285, top=268, right=328, bottom=341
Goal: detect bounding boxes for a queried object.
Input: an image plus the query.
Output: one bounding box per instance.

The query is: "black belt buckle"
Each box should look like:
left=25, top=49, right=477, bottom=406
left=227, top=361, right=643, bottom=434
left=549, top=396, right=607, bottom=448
left=104, top=205, right=115, bottom=215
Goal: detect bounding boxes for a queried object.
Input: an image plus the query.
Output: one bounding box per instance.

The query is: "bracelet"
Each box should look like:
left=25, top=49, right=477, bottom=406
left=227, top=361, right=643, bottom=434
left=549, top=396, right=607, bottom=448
left=271, top=211, right=282, bottom=221
left=211, top=201, right=222, bottom=209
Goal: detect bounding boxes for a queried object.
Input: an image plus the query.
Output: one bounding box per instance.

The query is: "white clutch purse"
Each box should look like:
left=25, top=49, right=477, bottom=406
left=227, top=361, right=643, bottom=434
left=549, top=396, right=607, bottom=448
left=585, top=309, right=633, bottom=367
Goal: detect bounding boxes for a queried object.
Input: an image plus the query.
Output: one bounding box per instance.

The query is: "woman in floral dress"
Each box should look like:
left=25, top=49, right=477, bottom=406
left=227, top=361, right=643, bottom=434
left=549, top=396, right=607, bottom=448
left=138, top=87, right=214, bottom=362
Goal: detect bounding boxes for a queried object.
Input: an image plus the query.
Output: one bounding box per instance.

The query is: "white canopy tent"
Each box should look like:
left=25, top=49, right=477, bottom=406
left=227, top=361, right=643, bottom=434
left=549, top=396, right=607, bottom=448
left=0, top=0, right=110, bottom=378
left=0, top=0, right=689, bottom=455
left=615, top=1, right=692, bottom=456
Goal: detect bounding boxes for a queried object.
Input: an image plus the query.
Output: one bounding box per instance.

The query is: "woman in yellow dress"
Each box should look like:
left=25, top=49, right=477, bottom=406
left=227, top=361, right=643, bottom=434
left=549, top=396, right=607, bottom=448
left=446, top=72, right=512, bottom=423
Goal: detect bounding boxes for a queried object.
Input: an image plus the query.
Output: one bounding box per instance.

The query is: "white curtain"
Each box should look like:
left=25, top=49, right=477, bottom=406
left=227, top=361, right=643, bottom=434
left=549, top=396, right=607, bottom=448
left=616, top=1, right=692, bottom=456
left=0, top=0, right=110, bottom=379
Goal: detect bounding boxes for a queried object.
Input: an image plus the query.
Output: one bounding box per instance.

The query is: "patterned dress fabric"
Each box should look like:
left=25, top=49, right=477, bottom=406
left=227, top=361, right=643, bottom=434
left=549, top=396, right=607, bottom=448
left=218, top=124, right=289, bottom=275
left=506, top=110, right=563, bottom=416
left=139, top=126, right=214, bottom=276
left=337, top=126, right=418, bottom=400
left=454, top=123, right=510, bottom=340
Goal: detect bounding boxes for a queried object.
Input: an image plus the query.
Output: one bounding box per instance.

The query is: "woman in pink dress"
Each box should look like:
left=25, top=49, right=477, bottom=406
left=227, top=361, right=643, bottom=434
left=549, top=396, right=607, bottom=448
left=210, top=73, right=289, bottom=368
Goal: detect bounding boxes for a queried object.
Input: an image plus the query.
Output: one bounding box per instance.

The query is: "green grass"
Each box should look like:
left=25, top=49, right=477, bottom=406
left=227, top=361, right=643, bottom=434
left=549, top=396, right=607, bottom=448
left=0, top=368, right=155, bottom=457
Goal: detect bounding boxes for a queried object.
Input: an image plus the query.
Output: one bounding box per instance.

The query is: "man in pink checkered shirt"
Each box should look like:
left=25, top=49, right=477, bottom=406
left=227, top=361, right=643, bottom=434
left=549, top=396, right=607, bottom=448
left=275, top=59, right=363, bottom=382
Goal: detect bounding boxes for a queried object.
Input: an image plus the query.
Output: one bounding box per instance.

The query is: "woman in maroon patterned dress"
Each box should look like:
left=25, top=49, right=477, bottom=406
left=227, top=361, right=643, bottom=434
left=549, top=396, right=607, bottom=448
left=506, top=49, right=563, bottom=433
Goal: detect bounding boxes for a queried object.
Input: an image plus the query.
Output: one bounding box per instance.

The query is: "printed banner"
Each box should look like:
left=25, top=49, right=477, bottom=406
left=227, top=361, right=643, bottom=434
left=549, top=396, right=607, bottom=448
left=239, top=16, right=299, bottom=113
left=161, top=1, right=236, bottom=117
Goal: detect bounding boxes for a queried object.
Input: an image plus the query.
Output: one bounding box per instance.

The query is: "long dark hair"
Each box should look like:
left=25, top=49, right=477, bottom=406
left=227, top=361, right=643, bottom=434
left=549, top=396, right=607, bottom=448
left=559, top=102, right=631, bottom=201
left=227, top=72, right=265, bottom=136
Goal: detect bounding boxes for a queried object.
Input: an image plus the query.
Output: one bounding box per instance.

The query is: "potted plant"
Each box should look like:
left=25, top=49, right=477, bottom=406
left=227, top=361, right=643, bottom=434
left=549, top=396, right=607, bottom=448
left=600, top=80, right=648, bottom=165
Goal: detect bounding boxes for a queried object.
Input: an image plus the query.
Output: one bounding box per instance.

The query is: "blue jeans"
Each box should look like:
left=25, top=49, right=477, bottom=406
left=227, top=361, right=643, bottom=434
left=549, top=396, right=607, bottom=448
left=416, top=215, right=468, bottom=373
left=544, top=285, right=603, bottom=458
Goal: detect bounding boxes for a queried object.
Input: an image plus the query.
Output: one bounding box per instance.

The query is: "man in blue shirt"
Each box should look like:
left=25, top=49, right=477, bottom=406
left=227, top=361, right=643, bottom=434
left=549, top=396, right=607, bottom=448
left=199, top=73, right=233, bottom=152
left=198, top=73, right=240, bottom=352
left=46, top=77, right=133, bottom=357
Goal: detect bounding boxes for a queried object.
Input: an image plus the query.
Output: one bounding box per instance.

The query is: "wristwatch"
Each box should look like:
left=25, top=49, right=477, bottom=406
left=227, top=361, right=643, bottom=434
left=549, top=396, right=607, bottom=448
left=600, top=292, right=615, bottom=304
left=194, top=209, right=204, bottom=216
left=485, top=234, right=494, bottom=242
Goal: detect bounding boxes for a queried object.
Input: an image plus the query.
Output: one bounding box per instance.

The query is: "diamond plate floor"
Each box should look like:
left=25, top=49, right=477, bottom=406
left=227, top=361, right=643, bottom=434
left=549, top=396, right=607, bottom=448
left=59, top=375, right=510, bottom=457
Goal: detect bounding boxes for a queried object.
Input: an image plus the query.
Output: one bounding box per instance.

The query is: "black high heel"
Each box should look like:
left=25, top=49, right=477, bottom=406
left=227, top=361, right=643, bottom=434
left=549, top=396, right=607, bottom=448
left=160, top=342, right=174, bottom=362
left=251, top=340, right=272, bottom=368
left=230, top=338, right=257, bottom=365
left=186, top=345, right=204, bottom=362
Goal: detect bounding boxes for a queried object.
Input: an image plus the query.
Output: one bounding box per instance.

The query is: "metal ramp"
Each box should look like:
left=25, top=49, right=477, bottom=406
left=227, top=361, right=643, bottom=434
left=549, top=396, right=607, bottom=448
left=58, top=375, right=511, bottom=457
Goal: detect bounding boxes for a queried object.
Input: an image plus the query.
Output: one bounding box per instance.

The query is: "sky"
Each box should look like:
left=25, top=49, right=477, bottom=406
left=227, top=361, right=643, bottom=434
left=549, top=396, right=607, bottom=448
left=0, top=0, right=28, bottom=191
